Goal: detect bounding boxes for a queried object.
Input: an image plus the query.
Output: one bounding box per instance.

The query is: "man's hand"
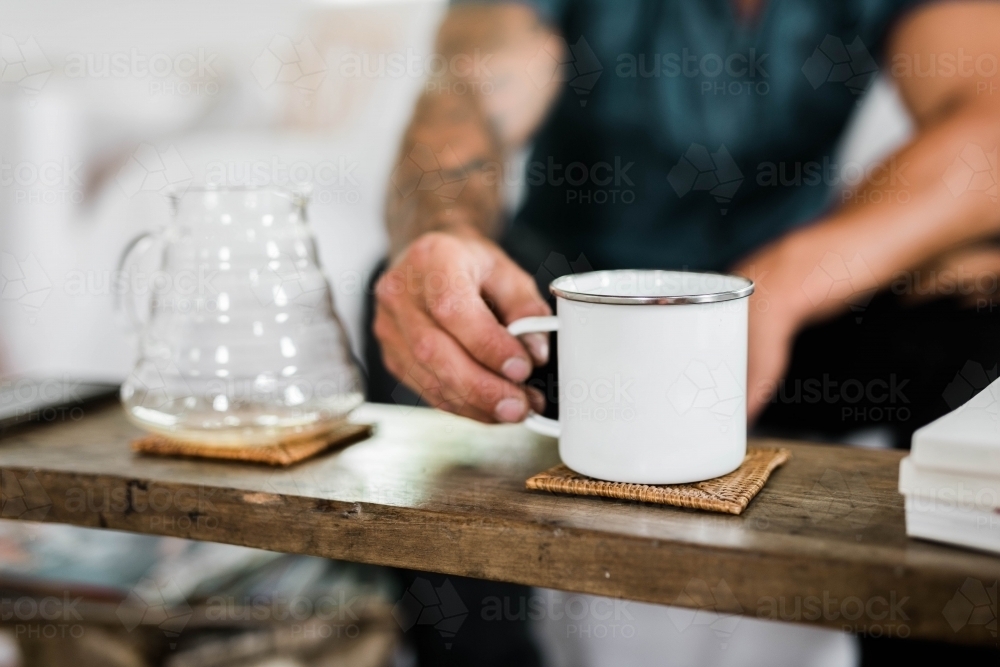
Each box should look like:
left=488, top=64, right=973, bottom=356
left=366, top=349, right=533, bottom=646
left=378, top=3, right=562, bottom=423
left=733, top=238, right=814, bottom=423
left=374, top=229, right=551, bottom=422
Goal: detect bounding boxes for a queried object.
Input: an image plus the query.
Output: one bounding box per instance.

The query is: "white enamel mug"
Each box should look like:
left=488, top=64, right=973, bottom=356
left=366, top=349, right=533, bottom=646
left=508, top=269, right=754, bottom=484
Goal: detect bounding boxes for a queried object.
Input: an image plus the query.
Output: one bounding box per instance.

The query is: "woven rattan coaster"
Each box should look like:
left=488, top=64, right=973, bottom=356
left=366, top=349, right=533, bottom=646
left=132, top=421, right=373, bottom=467
left=526, top=447, right=790, bottom=515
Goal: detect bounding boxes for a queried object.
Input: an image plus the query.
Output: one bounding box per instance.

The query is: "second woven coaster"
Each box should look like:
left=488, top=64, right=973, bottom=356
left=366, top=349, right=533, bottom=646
left=526, top=447, right=790, bottom=515
left=132, top=421, right=373, bottom=467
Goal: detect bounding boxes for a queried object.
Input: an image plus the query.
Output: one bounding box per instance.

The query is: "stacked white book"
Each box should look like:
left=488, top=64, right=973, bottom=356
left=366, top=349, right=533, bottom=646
left=898, top=375, right=1000, bottom=554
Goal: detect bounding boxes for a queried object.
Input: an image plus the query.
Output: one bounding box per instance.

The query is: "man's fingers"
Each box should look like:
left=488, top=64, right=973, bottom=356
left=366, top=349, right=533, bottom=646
left=399, top=365, right=499, bottom=423
left=395, top=304, right=531, bottom=422
left=376, top=304, right=501, bottom=421
left=407, top=234, right=540, bottom=382
left=375, top=234, right=552, bottom=423
left=481, top=254, right=552, bottom=365
left=412, top=358, right=546, bottom=419
left=382, top=307, right=547, bottom=418
left=525, top=385, right=546, bottom=414
left=519, top=333, right=550, bottom=367
left=426, top=276, right=536, bottom=383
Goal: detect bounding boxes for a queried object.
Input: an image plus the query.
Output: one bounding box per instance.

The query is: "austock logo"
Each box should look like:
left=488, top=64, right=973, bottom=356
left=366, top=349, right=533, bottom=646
left=943, top=578, right=997, bottom=637
left=527, top=35, right=602, bottom=106
left=942, top=360, right=998, bottom=411
left=757, top=591, right=910, bottom=637
left=667, top=144, right=743, bottom=215
left=204, top=155, right=361, bottom=204
left=666, top=579, right=743, bottom=649
left=613, top=46, right=770, bottom=98
left=389, top=376, right=424, bottom=412
left=392, top=577, right=468, bottom=649
left=942, top=143, right=998, bottom=202
left=121, top=357, right=194, bottom=414
left=534, top=251, right=594, bottom=325
left=63, top=480, right=220, bottom=534
left=116, top=578, right=193, bottom=649
left=808, top=469, right=877, bottom=531
left=1, top=155, right=86, bottom=206
left=115, top=143, right=193, bottom=198
left=801, top=35, right=878, bottom=95
left=533, top=251, right=593, bottom=290
left=763, top=374, right=912, bottom=426
left=0, top=252, right=52, bottom=323
left=63, top=48, right=220, bottom=97
left=251, top=35, right=327, bottom=91
left=250, top=250, right=328, bottom=322
left=560, top=37, right=603, bottom=106
left=0, top=34, right=52, bottom=96
left=390, top=366, right=476, bottom=422
left=800, top=252, right=877, bottom=323
left=2, top=592, right=85, bottom=639
left=0, top=470, right=52, bottom=520
left=666, top=361, right=744, bottom=431
left=391, top=143, right=468, bottom=204
left=941, top=361, right=999, bottom=437
left=389, top=374, right=478, bottom=433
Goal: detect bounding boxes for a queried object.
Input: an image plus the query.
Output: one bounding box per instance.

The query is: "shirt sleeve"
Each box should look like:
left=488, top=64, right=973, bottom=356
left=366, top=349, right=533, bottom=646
left=448, top=0, right=570, bottom=30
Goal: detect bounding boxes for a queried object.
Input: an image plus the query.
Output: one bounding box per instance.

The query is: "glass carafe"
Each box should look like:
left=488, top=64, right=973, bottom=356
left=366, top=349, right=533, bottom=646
left=119, top=186, right=364, bottom=446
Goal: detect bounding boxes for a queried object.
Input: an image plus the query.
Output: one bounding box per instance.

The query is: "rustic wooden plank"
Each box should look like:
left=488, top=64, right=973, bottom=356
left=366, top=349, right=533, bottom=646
left=0, top=403, right=997, bottom=646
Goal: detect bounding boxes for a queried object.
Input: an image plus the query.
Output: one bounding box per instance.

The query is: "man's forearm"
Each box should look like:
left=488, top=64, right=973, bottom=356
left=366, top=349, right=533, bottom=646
left=386, top=86, right=504, bottom=258
left=755, top=96, right=1000, bottom=327
left=385, top=4, right=564, bottom=259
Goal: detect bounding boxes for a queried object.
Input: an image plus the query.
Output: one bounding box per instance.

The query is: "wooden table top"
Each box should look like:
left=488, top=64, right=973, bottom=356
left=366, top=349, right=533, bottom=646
left=0, top=403, right=997, bottom=646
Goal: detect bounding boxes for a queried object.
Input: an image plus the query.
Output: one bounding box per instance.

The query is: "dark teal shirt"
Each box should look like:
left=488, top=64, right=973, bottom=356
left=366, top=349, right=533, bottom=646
left=490, top=0, right=930, bottom=274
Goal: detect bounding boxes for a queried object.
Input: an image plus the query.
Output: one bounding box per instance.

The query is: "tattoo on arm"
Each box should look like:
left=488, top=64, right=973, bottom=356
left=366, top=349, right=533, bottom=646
left=385, top=4, right=564, bottom=257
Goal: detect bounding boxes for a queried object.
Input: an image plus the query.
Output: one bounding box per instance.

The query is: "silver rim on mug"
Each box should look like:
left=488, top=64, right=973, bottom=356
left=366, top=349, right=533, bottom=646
left=549, top=270, right=755, bottom=305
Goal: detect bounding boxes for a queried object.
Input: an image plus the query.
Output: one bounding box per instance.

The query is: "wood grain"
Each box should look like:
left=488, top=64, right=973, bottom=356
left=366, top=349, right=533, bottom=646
left=0, top=403, right=997, bottom=646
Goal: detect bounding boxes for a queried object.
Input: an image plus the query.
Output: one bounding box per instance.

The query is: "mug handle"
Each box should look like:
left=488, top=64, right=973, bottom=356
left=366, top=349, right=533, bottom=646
left=507, top=316, right=561, bottom=438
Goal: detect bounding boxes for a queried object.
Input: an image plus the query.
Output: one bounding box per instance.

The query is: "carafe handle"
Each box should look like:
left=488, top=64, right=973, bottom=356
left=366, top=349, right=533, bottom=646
left=116, top=232, right=159, bottom=331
